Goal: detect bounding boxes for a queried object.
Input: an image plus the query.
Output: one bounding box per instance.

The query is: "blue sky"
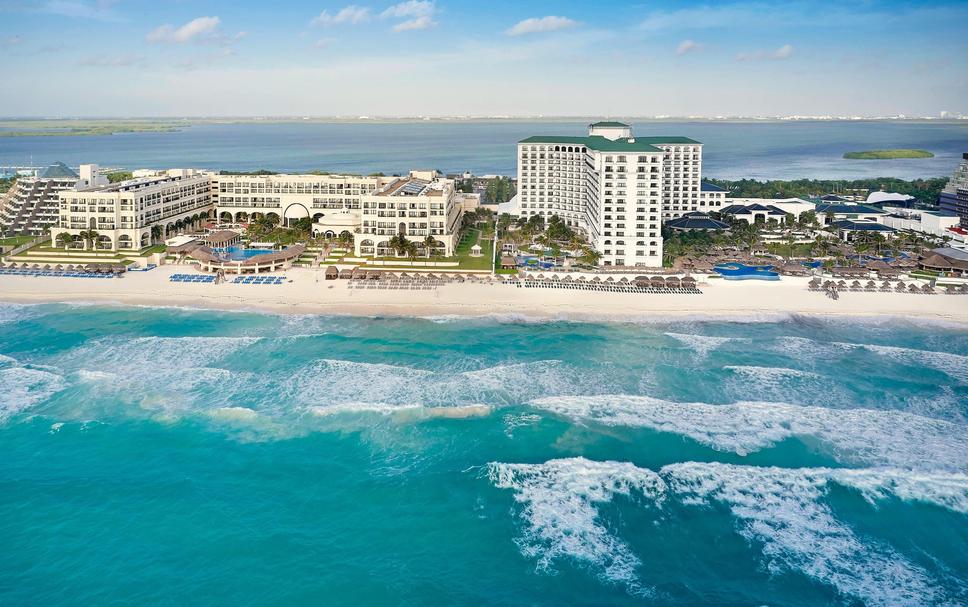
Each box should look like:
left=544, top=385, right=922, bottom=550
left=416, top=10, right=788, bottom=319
left=1, top=0, right=966, bottom=117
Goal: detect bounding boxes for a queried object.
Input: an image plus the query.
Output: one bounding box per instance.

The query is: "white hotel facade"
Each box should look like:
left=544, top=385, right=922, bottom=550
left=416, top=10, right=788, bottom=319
left=52, top=168, right=463, bottom=256
left=52, top=169, right=213, bottom=250
left=517, top=122, right=716, bottom=267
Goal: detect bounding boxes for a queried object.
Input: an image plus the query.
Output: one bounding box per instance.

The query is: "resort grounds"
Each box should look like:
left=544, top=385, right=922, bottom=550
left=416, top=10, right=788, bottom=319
left=2, top=263, right=967, bottom=324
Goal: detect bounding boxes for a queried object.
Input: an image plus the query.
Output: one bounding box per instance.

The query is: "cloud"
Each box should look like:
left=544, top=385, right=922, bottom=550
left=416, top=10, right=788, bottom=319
left=382, top=1, right=437, bottom=32
left=737, top=44, right=794, bottom=61
left=676, top=40, right=702, bottom=55
left=506, top=16, right=577, bottom=36
left=31, top=0, right=122, bottom=21
left=393, top=15, right=435, bottom=31
left=312, top=5, right=371, bottom=26
left=147, top=16, right=221, bottom=44
left=314, top=38, right=334, bottom=49
left=76, top=54, right=144, bottom=67
left=2, top=35, right=24, bottom=48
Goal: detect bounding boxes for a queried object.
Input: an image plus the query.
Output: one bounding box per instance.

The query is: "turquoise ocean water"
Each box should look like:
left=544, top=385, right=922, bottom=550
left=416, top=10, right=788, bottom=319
left=1, top=303, right=966, bottom=606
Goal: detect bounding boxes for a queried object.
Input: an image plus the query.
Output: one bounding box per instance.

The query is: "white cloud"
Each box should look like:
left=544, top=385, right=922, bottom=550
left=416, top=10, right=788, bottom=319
left=312, top=5, right=371, bottom=26
left=314, top=38, right=334, bottom=49
left=393, top=15, right=435, bottom=31
left=676, top=40, right=702, bottom=55
left=737, top=43, right=794, bottom=61
left=382, top=1, right=437, bottom=32
left=381, top=0, right=434, bottom=19
left=506, top=16, right=577, bottom=37
left=147, top=16, right=221, bottom=44
left=2, top=35, right=24, bottom=48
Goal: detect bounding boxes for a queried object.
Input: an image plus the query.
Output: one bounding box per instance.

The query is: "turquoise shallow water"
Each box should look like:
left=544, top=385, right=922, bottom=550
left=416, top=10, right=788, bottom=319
left=1, top=303, right=966, bottom=606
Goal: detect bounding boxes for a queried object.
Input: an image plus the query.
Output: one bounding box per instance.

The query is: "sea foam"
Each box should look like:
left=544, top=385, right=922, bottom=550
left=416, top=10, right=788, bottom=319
left=488, top=457, right=967, bottom=605
left=529, top=395, right=968, bottom=470
left=0, top=366, right=66, bottom=421
left=487, top=457, right=665, bottom=592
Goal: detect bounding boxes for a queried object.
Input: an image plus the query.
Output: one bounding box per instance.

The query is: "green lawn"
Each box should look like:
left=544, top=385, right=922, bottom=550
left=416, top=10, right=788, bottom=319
left=0, top=236, right=34, bottom=248
left=764, top=242, right=815, bottom=258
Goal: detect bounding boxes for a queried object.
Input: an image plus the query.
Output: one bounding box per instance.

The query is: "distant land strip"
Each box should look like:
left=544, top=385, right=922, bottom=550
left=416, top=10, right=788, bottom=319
left=843, top=149, right=934, bottom=159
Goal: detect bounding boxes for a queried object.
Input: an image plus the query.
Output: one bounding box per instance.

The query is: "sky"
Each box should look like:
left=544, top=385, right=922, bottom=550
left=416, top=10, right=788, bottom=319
left=0, top=0, right=966, bottom=118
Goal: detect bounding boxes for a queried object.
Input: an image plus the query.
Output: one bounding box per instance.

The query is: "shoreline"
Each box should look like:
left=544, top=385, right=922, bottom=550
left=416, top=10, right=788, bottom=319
left=3, top=266, right=968, bottom=325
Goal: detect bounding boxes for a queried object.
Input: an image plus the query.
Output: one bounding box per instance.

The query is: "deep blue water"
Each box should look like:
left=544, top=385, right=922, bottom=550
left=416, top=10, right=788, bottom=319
left=1, top=303, right=966, bottom=606
left=1, top=120, right=966, bottom=180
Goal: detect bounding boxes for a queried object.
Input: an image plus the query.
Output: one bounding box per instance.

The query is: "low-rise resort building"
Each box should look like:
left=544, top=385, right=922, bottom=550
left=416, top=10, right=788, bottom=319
left=51, top=169, right=213, bottom=251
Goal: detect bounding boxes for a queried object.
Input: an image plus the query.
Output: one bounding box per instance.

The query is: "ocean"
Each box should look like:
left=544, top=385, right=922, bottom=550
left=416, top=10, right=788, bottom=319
left=1, top=120, right=967, bottom=180
left=1, top=303, right=966, bottom=606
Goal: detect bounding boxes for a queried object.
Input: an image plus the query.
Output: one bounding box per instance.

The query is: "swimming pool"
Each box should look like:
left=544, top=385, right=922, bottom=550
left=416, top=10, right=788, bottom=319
left=212, top=246, right=276, bottom=261
left=715, top=263, right=780, bottom=281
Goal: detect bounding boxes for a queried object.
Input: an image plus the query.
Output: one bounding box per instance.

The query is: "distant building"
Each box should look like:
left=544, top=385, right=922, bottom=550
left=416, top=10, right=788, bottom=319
left=940, top=153, right=968, bottom=227
left=52, top=169, right=212, bottom=250
left=664, top=211, right=730, bottom=231
left=356, top=170, right=464, bottom=257
left=516, top=121, right=704, bottom=267
left=0, top=162, right=108, bottom=236
left=878, top=208, right=961, bottom=238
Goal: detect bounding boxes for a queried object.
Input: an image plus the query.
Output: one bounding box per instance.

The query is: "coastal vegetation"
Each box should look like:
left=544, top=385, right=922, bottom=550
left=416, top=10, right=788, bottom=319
left=706, top=177, right=948, bottom=207
left=483, top=177, right=516, bottom=203
left=0, top=177, right=14, bottom=193
left=106, top=172, right=133, bottom=183
left=0, top=120, right=189, bottom=137
left=844, top=149, right=934, bottom=159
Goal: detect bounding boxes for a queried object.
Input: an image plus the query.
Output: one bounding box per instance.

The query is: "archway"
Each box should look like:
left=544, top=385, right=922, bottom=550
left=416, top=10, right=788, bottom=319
left=360, top=239, right=376, bottom=256
left=140, top=232, right=150, bottom=247
left=95, top=235, right=113, bottom=250
left=118, top=234, right=133, bottom=249
left=235, top=212, right=249, bottom=223
left=283, top=203, right=310, bottom=227
left=219, top=211, right=233, bottom=222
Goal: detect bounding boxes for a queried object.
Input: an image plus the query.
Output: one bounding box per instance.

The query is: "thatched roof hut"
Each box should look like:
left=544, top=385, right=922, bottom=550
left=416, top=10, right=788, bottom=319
left=325, top=266, right=339, bottom=280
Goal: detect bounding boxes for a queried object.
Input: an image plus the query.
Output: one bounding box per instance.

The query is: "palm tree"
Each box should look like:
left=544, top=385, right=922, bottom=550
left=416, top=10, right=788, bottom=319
left=388, top=234, right=410, bottom=256
left=423, top=235, right=437, bottom=258
left=79, top=230, right=99, bottom=251
left=56, top=232, right=74, bottom=250
left=151, top=225, right=162, bottom=244
left=405, top=241, right=419, bottom=261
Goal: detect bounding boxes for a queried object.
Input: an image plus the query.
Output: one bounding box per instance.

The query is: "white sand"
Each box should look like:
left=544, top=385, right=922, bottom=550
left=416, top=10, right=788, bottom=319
left=1, top=265, right=966, bottom=324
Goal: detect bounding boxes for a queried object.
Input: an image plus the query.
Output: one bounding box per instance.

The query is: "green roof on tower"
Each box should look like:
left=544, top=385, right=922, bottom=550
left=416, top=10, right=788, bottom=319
left=589, top=121, right=629, bottom=128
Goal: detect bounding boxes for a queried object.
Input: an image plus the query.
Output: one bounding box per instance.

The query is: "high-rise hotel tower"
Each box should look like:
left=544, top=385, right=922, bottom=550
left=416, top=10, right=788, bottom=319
left=516, top=122, right=709, bottom=267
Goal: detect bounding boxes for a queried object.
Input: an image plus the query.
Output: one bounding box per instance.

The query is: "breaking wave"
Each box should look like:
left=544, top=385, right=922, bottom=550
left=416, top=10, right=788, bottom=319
left=487, top=457, right=665, bottom=593
left=0, top=365, right=66, bottom=422
left=529, top=395, right=968, bottom=470
left=488, top=457, right=968, bottom=605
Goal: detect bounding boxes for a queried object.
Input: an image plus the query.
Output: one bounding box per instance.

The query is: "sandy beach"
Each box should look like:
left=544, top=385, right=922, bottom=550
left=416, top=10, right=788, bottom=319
left=2, top=265, right=966, bottom=324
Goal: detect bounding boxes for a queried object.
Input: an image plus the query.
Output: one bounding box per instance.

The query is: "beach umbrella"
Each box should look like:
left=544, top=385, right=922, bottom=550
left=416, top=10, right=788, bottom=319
left=908, top=284, right=920, bottom=293
left=591, top=276, right=601, bottom=282
left=921, top=284, right=934, bottom=294
left=895, top=283, right=907, bottom=292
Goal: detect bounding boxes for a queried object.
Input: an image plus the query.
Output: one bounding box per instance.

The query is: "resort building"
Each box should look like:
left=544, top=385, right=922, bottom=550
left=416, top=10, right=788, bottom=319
left=210, top=172, right=396, bottom=236
left=356, top=170, right=464, bottom=257
left=51, top=169, right=213, bottom=251
left=517, top=122, right=705, bottom=267
left=878, top=208, right=961, bottom=238
left=811, top=201, right=886, bottom=225
left=665, top=211, right=730, bottom=231
left=0, top=162, right=108, bottom=237
left=940, top=153, right=968, bottom=227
